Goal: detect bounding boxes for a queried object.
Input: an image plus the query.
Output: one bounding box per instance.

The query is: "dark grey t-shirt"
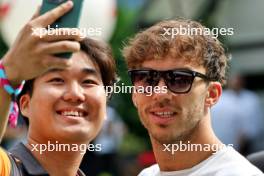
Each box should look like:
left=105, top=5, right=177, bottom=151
left=8, top=142, right=85, bottom=176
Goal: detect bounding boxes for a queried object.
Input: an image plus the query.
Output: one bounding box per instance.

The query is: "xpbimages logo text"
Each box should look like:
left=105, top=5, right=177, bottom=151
left=161, top=25, right=234, bottom=39
left=30, top=141, right=101, bottom=154
left=163, top=141, right=233, bottom=154
left=31, top=25, right=102, bottom=38
left=104, top=82, right=167, bottom=96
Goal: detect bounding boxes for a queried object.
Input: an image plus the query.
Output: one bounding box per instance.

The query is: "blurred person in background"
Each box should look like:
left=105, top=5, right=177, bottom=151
left=212, top=74, right=264, bottom=155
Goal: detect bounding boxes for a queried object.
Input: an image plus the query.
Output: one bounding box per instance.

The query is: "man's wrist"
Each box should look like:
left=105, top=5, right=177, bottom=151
left=1, top=57, right=22, bottom=87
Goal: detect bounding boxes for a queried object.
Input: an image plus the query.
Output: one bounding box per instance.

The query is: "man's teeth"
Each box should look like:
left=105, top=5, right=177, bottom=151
left=61, top=111, right=83, bottom=117
left=154, top=112, right=174, bottom=117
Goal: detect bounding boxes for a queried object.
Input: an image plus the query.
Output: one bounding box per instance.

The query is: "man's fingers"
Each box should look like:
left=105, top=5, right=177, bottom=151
left=40, top=28, right=84, bottom=42
left=33, top=1, right=73, bottom=27
left=43, top=56, right=73, bottom=70
left=41, top=41, right=80, bottom=54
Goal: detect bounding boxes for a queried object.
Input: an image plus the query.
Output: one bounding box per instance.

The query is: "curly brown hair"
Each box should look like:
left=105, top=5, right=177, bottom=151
left=123, top=19, right=230, bottom=85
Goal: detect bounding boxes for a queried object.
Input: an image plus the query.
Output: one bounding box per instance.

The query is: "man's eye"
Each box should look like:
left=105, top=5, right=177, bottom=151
left=83, top=79, right=98, bottom=85
left=49, top=78, right=64, bottom=83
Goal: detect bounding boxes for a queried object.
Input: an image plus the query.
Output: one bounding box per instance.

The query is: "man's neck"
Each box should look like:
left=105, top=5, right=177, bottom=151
left=27, top=139, right=84, bottom=176
left=151, top=115, right=222, bottom=171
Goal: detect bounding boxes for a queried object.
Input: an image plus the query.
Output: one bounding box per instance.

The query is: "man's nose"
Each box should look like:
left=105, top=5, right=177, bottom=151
left=152, top=78, right=173, bottom=101
left=63, top=82, right=85, bottom=103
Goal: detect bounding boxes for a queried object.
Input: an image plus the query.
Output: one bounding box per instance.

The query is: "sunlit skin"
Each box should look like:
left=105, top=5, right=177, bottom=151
left=132, top=56, right=223, bottom=171
left=19, top=51, right=107, bottom=176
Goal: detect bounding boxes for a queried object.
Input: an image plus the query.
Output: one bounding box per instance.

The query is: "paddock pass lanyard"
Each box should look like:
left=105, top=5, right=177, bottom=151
left=0, top=60, right=25, bottom=127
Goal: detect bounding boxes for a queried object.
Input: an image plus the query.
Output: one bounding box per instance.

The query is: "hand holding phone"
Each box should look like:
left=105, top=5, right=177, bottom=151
left=1, top=1, right=81, bottom=85
left=40, top=0, right=84, bottom=58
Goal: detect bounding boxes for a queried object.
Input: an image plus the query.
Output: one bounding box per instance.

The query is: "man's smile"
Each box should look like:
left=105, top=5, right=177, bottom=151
left=56, top=107, right=89, bottom=120
left=148, top=107, right=178, bottom=125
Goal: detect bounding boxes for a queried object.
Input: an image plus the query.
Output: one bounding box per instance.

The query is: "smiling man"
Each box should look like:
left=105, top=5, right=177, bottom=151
left=0, top=41, right=116, bottom=176
left=0, top=1, right=116, bottom=176
left=123, top=19, right=263, bottom=176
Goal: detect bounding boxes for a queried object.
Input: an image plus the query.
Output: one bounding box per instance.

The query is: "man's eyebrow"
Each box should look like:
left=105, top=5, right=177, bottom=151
left=139, top=67, right=193, bottom=70
left=46, top=68, right=64, bottom=73
left=45, top=68, right=100, bottom=76
left=81, top=68, right=100, bottom=76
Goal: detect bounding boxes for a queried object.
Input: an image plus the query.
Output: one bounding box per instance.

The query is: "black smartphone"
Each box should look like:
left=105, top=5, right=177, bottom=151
left=40, top=0, right=84, bottom=58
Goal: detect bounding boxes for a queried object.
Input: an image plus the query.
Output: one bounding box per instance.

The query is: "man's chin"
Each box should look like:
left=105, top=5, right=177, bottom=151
left=148, top=129, right=177, bottom=144
left=148, top=125, right=192, bottom=145
left=56, top=129, right=93, bottom=144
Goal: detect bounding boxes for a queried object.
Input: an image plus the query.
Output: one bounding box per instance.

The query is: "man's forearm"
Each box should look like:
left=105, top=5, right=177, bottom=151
left=0, top=87, right=11, bottom=141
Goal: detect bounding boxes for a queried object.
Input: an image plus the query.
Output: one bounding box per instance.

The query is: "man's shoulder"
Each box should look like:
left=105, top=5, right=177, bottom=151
left=138, top=164, right=159, bottom=176
left=137, top=147, right=263, bottom=176
left=211, top=147, right=263, bottom=175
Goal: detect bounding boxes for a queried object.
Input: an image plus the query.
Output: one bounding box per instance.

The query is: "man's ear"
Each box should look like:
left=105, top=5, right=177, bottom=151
left=132, top=93, right=138, bottom=108
left=19, top=94, right=31, bottom=117
left=205, top=82, right=222, bottom=108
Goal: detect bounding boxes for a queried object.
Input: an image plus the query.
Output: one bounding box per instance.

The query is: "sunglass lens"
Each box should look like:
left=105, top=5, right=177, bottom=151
left=167, top=72, right=194, bottom=93
left=131, top=71, right=158, bottom=87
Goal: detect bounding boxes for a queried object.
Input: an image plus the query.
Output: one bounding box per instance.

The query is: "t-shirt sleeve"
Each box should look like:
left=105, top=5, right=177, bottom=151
left=0, top=147, right=11, bottom=176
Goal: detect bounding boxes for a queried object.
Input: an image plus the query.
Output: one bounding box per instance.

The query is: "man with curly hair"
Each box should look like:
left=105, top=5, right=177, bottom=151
left=123, top=19, right=263, bottom=175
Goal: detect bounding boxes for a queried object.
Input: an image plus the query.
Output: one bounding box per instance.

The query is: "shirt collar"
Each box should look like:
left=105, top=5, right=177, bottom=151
left=9, top=142, right=86, bottom=176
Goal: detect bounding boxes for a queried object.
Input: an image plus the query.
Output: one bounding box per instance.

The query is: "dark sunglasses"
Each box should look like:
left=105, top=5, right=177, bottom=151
left=128, top=69, right=214, bottom=94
